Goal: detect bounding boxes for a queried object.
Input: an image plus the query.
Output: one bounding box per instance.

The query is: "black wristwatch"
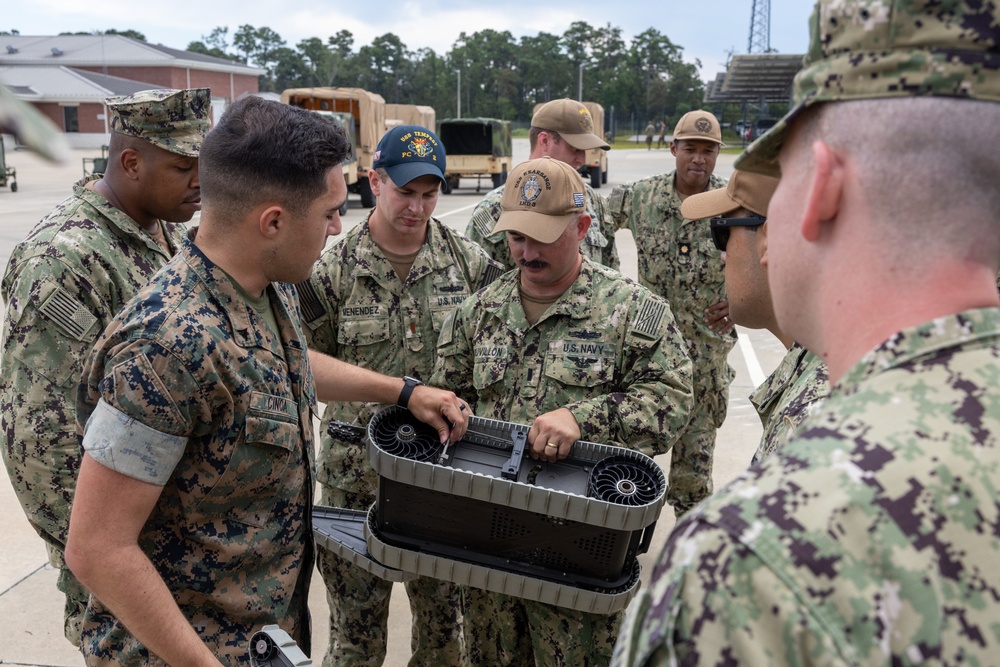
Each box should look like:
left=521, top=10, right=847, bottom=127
left=397, top=376, right=423, bottom=409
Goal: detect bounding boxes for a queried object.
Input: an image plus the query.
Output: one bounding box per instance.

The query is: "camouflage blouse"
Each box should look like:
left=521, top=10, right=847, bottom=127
left=77, top=239, right=315, bottom=665
left=613, top=308, right=1000, bottom=666
left=432, top=258, right=693, bottom=456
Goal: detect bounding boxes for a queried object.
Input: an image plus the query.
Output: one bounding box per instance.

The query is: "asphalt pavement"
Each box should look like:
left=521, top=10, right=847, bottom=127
left=0, top=139, right=785, bottom=666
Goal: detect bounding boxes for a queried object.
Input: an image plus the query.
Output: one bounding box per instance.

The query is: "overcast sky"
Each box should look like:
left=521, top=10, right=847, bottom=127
left=7, top=0, right=812, bottom=83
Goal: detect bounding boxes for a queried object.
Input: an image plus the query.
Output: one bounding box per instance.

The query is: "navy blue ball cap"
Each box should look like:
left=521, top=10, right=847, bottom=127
left=372, top=124, right=447, bottom=186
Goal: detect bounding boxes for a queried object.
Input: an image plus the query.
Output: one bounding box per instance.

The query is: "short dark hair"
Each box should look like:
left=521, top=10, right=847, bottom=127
left=528, top=126, right=561, bottom=151
left=199, top=96, right=350, bottom=221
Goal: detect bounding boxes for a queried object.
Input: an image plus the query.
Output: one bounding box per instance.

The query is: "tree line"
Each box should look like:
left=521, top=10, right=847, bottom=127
left=14, top=23, right=724, bottom=130
left=184, top=22, right=709, bottom=130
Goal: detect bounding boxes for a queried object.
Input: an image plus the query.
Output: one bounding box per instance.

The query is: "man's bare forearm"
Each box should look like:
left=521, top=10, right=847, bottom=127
left=66, top=455, right=222, bottom=666
left=307, top=350, right=470, bottom=442
left=308, top=349, right=405, bottom=404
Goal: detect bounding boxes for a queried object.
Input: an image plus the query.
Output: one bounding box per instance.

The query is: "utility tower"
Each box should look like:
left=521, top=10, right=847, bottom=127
left=748, top=0, right=771, bottom=53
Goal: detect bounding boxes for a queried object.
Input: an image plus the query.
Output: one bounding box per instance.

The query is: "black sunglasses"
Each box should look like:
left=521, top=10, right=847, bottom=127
left=710, top=215, right=766, bottom=251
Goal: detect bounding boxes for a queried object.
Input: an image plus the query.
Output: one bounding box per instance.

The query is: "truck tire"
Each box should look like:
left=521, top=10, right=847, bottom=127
left=492, top=167, right=507, bottom=189
left=590, top=166, right=601, bottom=189
left=602, top=168, right=608, bottom=184
left=358, top=177, right=376, bottom=208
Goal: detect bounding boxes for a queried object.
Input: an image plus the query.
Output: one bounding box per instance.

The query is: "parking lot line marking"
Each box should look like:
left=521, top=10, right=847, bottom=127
left=436, top=202, right=480, bottom=219
left=736, top=327, right=766, bottom=388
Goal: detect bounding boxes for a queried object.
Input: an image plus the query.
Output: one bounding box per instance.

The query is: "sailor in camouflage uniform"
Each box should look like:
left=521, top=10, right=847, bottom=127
left=0, top=87, right=208, bottom=647
left=66, top=97, right=354, bottom=666
left=609, top=110, right=734, bottom=517
left=298, top=125, right=502, bottom=667
left=433, top=157, right=692, bottom=667
left=465, top=99, right=619, bottom=271
left=613, top=1, right=1000, bottom=665
left=679, top=168, right=829, bottom=464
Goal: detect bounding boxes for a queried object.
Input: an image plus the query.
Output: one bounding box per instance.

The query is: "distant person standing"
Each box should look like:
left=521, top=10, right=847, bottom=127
left=644, top=121, right=655, bottom=149
left=0, top=87, right=209, bottom=647
left=610, top=110, right=734, bottom=518
left=465, top=99, right=617, bottom=271
left=657, top=119, right=668, bottom=149
left=299, top=124, right=502, bottom=667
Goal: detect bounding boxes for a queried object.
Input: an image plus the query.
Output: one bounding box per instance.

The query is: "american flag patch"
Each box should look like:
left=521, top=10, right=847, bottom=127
left=573, top=192, right=585, bottom=207
left=38, top=287, right=98, bottom=341
left=294, top=279, right=326, bottom=324
left=632, top=298, right=666, bottom=338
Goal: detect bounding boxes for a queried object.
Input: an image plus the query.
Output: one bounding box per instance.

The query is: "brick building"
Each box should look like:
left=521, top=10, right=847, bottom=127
left=0, top=34, right=264, bottom=148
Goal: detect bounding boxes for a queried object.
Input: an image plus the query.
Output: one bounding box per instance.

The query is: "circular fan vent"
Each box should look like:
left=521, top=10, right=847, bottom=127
left=249, top=631, right=277, bottom=664
left=588, top=455, right=663, bottom=506
left=368, top=406, right=440, bottom=463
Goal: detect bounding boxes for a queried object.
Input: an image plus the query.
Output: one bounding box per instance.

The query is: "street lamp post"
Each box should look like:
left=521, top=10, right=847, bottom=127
left=578, top=63, right=584, bottom=101
left=454, top=69, right=461, bottom=118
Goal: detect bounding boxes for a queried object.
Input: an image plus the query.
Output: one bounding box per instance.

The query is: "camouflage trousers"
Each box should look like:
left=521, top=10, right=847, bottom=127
left=1, top=415, right=86, bottom=647
left=317, top=486, right=466, bottom=667
left=51, top=545, right=88, bottom=647
left=463, top=587, right=622, bottom=667
left=667, top=350, right=735, bottom=517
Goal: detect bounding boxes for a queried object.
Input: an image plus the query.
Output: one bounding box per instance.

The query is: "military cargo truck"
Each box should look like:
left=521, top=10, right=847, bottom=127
left=310, top=110, right=358, bottom=215
left=384, top=104, right=436, bottom=131
left=437, top=118, right=512, bottom=193
left=281, top=87, right=386, bottom=208
left=581, top=102, right=608, bottom=189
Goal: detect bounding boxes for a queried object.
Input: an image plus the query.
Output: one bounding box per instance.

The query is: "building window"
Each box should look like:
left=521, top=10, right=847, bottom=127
left=63, top=106, right=79, bottom=133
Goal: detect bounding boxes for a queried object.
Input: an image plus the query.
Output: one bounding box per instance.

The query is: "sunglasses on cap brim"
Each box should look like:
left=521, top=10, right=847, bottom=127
left=709, top=216, right=766, bottom=252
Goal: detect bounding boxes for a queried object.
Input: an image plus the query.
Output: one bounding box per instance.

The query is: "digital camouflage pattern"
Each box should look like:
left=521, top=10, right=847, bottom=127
left=749, top=342, right=829, bottom=465
left=612, top=309, right=1000, bottom=666
left=609, top=171, right=735, bottom=515
left=465, top=181, right=619, bottom=271
left=315, top=487, right=466, bottom=667
left=298, top=211, right=501, bottom=667
left=0, top=176, right=184, bottom=645
left=77, top=239, right=315, bottom=666
left=462, top=587, right=623, bottom=667
left=106, top=88, right=210, bottom=158
left=431, top=257, right=693, bottom=667
left=738, top=0, right=1000, bottom=176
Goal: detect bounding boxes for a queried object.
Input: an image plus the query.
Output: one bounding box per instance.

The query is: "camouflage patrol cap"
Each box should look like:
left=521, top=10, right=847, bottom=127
left=106, top=88, right=210, bottom=157
left=493, top=157, right=587, bottom=243
left=737, top=0, right=1000, bottom=177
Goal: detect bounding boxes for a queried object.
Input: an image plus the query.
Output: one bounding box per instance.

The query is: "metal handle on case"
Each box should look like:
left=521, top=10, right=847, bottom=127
left=501, top=427, right=529, bottom=480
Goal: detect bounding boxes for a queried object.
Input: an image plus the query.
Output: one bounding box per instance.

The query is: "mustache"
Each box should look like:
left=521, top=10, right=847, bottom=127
left=519, top=259, right=548, bottom=269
